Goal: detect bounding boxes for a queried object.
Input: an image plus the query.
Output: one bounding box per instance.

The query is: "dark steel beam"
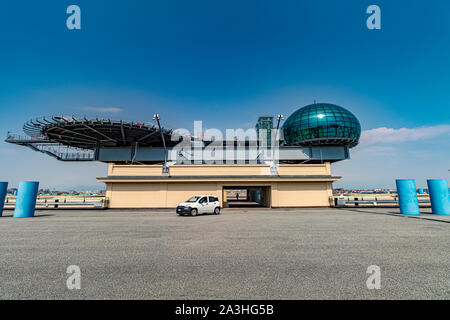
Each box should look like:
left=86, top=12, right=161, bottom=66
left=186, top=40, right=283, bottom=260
left=82, top=124, right=117, bottom=143
left=136, top=129, right=158, bottom=142
left=120, top=122, right=126, bottom=144
left=47, top=126, right=99, bottom=142
left=46, top=132, right=98, bottom=144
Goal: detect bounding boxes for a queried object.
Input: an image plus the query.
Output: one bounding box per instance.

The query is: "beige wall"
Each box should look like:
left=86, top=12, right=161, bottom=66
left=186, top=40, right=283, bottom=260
left=102, top=163, right=337, bottom=209
left=108, top=181, right=221, bottom=208
left=277, top=163, right=331, bottom=176
left=106, top=180, right=333, bottom=208
left=108, top=182, right=166, bottom=208
left=166, top=182, right=220, bottom=207
left=272, top=182, right=332, bottom=207
left=107, top=163, right=330, bottom=177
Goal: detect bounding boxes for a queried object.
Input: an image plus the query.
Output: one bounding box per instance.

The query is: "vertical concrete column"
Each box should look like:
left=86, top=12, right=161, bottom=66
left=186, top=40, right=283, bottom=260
left=427, top=179, right=450, bottom=215
left=13, top=181, right=39, bottom=218
left=271, top=183, right=278, bottom=208
left=0, top=182, right=8, bottom=217
left=396, top=179, right=420, bottom=215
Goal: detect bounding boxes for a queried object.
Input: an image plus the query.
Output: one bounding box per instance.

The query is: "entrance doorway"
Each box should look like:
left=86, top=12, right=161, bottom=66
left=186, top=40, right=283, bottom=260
left=222, top=186, right=271, bottom=208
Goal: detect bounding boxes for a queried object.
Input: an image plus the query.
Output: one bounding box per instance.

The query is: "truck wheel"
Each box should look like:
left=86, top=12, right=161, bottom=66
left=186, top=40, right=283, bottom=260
left=190, top=208, right=198, bottom=216
left=214, top=207, right=220, bottom=215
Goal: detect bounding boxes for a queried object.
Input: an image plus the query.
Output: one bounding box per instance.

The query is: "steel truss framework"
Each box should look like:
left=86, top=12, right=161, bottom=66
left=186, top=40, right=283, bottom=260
left=6, top=116, right=180, bottom=162
left=22, top=116, right=179, bottom=149
left=6, top=116, right=350, bottom=164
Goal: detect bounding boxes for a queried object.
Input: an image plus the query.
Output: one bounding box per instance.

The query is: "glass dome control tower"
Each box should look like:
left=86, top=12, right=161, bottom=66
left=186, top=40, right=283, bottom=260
left=282, top=103, right=361, bottom=147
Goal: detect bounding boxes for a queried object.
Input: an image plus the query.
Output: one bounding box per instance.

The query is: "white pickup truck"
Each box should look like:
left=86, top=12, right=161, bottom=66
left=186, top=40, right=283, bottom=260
left=176, top=195, right=221, bottom=216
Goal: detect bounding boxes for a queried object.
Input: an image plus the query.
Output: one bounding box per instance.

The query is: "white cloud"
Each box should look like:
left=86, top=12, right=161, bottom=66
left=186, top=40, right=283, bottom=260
left=334, top=124, right=450, bottom=188
left=81, top=107, right=123, bottom=113
left=360, top=125, right=450, bottom=146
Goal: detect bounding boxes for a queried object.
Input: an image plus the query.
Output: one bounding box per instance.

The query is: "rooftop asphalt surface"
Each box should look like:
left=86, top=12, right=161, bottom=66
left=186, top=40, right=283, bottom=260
left=0, top=207, right=448, bottom=299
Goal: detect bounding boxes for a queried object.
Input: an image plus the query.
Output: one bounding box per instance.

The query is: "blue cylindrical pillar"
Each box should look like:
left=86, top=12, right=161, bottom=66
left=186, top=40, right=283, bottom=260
left=396, top=179, right=420, bottom=215
left=13, top=181, right=39, bottom=218
left=0, top=182, right=8, bottom=217
left=418, top=188, right=424, bottom=195
left=427, top=179, right=450, bottom=215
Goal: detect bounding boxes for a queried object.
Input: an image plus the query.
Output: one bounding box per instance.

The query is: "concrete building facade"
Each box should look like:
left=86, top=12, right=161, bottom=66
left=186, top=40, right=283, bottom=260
left=7, top=103, right=360, bottom=210
left=98, top=163, right=338, bottom=208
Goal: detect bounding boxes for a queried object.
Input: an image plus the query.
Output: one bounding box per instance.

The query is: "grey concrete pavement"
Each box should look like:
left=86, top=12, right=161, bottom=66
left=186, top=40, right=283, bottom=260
left=0, top=208, right=448, bottom=299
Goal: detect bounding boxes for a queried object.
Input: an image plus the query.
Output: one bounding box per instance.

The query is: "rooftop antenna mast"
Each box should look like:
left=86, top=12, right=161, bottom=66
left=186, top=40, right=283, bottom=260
left=270, top=114, right=285, bottom=174
left=153, top=114, right=169, bottom=175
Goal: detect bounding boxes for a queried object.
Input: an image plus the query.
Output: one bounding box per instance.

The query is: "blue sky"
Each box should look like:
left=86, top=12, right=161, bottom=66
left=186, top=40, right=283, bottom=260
left=0, top=0, right=449, bottom=190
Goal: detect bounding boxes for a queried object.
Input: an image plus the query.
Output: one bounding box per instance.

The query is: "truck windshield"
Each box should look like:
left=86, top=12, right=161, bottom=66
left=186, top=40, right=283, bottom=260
left=186, top=196, right=201, bottom=202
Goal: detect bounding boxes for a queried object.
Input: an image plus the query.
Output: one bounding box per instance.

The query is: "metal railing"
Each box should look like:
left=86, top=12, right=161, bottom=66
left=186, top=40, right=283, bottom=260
left=4, top=197, right=108, bottom=209
left=5, top=133, right=49, bottom=142
left=5, top=133, right=95, bottom=161
left=332, top=196, right=431, bottom=207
